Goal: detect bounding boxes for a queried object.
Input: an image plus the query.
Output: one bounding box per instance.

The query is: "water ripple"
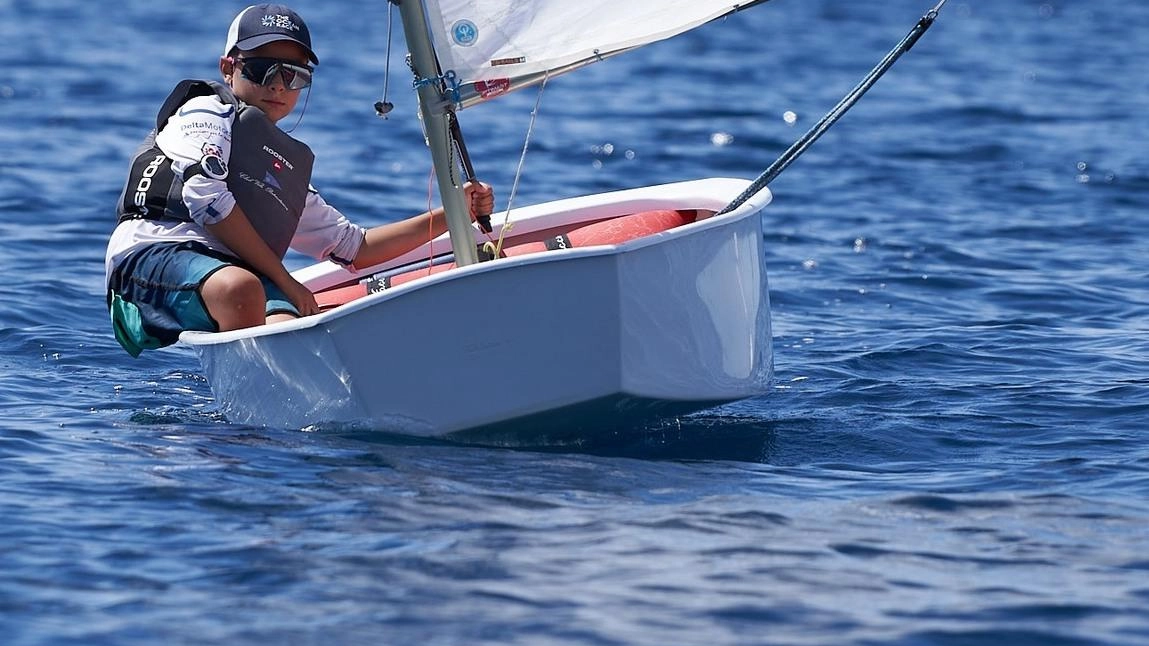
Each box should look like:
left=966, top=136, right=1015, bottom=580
left=3, top=0, right=1149, bottom=644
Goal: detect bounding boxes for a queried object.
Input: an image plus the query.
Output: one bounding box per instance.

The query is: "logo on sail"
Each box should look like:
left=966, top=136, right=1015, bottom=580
left=475, top=79, right=511, bottom=99
left=451, top=20, right=478, bottom=47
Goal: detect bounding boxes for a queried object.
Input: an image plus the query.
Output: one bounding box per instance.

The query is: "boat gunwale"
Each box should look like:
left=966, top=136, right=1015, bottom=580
left=179, top=178, right=770, bottom=347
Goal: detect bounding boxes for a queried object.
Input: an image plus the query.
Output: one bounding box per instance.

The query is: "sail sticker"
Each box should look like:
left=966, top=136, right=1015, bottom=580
left=451, top=20, right=478, bottom=47
left=490, top=57, right=526, bottom=67
left=475, top=79, right=510, bottom=99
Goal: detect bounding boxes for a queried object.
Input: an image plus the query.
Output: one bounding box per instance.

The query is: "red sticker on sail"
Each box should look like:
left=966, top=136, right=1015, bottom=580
left=474, top=79, right=511, bottom=99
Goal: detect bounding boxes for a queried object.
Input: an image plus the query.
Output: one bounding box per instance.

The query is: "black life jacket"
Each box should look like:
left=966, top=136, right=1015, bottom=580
left=115, top=79, right=315, bottom=259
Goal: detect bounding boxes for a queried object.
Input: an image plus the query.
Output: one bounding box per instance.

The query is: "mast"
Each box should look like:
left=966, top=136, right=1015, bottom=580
left=397, top=0, right=480, bottom=267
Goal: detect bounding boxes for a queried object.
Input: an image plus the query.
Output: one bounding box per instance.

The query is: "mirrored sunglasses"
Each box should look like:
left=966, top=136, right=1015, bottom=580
left=235, top=57, right=313, bottom=90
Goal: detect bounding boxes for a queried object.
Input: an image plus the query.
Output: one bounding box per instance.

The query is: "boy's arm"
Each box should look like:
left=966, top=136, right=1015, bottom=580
left=351, top=182, right=494, bottom=270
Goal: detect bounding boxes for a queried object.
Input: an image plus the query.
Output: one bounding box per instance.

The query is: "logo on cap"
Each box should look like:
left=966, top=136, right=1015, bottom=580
left=263, top=13, right=301, bottom=33
left=225, top=5, right=318, bottom=65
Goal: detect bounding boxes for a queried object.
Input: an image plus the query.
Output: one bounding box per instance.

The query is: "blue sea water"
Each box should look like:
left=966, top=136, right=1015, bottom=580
left=2, top=0, right=1148, bottom=644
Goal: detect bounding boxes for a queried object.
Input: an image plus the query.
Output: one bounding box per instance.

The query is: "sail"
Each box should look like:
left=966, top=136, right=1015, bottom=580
left=423, top=0, right=756, bottom=107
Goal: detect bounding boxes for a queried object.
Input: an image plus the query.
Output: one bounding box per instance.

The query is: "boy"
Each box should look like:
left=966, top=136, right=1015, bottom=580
left=106, top=4, right=493, bottom=356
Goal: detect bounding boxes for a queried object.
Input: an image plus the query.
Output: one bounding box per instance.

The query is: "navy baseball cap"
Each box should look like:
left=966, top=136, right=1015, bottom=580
left=223, top=4, right=319, bottom=65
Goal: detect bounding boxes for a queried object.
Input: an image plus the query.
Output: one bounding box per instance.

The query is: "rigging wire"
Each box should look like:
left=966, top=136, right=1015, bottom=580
left=490, top=73, right=550, bottom=258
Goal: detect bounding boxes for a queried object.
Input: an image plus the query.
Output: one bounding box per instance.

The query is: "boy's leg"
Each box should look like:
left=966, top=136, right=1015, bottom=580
left=199, top=265, right=268, bottom=331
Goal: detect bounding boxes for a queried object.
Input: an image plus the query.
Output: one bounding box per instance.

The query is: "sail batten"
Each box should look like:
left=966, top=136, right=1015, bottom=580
left=423, top=0, right=750, bottom=107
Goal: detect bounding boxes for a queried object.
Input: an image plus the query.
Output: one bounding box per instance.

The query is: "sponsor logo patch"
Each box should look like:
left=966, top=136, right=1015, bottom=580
left=452, top=20, right=478, bottom=46
left=475, top=79, right=511, bottom=99
left=133, top=154, right=167, bottom=215
left=262, top=145, right=294, bottom=171
left=177, top=105, right=234, bottom=118
left=240, top=171, right=289, bottom=212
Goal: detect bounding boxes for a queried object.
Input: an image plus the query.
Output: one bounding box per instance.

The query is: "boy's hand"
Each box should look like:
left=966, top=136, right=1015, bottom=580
left=463, top=181, right=494, bottom=230
left=280, top=276, right=320, bottom=317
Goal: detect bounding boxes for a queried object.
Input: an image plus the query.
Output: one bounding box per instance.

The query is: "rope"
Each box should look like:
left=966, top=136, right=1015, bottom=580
left=425, top=166, right=436, bottom=270
left=282, top=84, right=311, bottom=133
left=375, top=1, right=396, bottom=117
left=491, top=73, right=549, bottom=258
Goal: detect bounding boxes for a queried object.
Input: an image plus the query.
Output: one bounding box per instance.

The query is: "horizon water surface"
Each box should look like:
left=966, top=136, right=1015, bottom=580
left=2, top=1, right=1149, bottom=645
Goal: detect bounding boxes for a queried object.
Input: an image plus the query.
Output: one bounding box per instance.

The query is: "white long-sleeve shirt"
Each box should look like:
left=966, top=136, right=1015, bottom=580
left=105, top=93, right=365, bottom=286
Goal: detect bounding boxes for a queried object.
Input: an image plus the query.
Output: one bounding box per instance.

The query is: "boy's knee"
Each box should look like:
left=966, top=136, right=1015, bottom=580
left=201, top=267, right=266, bottom=330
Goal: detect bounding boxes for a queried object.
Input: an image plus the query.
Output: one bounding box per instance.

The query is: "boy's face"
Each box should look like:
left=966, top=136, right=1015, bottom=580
left=221, top=40, right=311, bottom=124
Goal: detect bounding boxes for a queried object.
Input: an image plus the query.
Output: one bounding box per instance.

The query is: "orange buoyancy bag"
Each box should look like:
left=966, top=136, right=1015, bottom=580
left=315, top=209, right=696, bottom=309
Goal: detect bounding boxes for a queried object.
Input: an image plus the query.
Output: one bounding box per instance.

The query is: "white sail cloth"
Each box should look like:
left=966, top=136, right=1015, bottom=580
left=425, top=1, right=746, bottom=89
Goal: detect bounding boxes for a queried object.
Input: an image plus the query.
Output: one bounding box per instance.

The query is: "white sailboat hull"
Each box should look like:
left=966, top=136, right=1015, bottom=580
left=180, top=178, right=772, bottom=442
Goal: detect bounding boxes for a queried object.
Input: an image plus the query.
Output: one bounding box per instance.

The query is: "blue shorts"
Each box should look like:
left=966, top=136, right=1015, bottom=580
left=108, top=241, right=298, bottom=357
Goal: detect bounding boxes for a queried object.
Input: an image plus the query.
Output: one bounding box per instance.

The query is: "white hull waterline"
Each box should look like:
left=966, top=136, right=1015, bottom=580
left=180, top=178, right=773, bottom=442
